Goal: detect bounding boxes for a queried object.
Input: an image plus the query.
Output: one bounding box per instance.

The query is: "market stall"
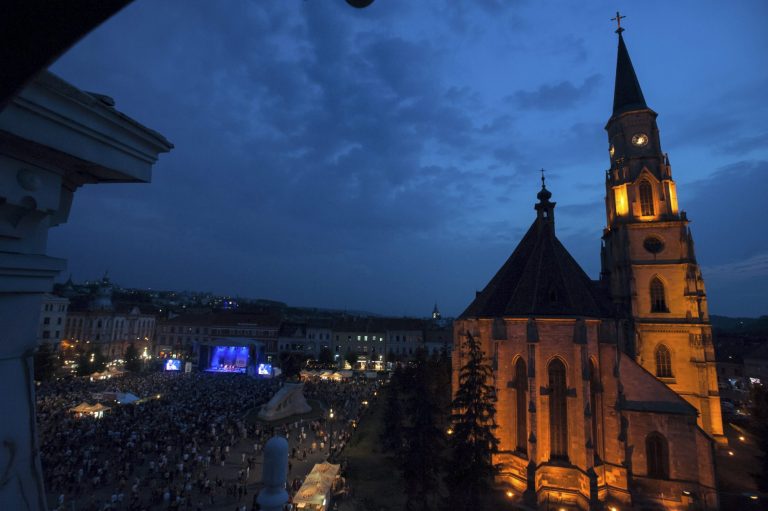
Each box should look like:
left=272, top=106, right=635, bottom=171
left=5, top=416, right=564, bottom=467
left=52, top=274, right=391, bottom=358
left=293, top=462, right=341, bottom=511
left=68, top=402, right=111, bottom=419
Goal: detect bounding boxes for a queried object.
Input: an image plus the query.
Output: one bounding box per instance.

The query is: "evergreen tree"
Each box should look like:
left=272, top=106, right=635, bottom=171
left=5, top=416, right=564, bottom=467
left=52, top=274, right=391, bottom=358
left=33, top=343, right=59, bottom=382
left=317, top=347, right=334, bottom=365
left=77, top=347, right=107, bottom=375
left=400, top=350, right=444, bottom=511
left=381, top=366, right=405, bottom=453
left=278, top=352, right=307, bottom=379
left=91, top=347, right=107, bottom=372
left=750, top=385, right=768, bottom=491
left=428, top=349, right=453, bottom=430
left=76, top=350, right=92, bottom=377
left=444, top=332, right=499, bottom=510
left=124, top=343, right=141, bottom=372
left=344, top=349, right=357, bottom=369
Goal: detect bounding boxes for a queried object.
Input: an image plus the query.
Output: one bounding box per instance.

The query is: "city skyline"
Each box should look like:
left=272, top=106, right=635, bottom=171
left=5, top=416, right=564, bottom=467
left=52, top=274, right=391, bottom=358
left=48, top=1, right=768, bottom=317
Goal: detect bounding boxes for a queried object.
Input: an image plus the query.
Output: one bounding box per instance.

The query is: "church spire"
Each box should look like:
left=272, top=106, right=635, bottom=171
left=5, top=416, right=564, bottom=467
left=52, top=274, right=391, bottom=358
left=612, top=17, right=648, bottom=116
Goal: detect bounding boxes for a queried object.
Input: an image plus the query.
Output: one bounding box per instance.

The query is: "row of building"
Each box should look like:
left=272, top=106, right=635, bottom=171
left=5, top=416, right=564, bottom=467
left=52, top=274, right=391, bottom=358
left=39, top=276, right=768, bottom=380
left=39, top=276, right=768, bottom=384
left=156, top=310, right=451, bottom=370
left=41, top=275, right=452, bottom=368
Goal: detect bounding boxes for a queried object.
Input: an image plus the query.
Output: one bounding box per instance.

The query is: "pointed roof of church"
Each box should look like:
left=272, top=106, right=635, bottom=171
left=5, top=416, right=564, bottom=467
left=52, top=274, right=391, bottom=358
left=612, top=32, right=648, bottom=116
left=461, top=186, right=609, bottom=319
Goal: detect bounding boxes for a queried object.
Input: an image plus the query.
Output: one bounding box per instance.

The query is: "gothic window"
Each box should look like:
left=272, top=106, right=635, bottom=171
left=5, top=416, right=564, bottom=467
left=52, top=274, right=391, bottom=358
left=514, top=358, right=528, bottom=454
left=639, top=180, right=654, bottom=216
left=589, top=359, right=601, bottom=462
left=650, top=277, right=668, bottom=312
left=646, top=432, right=669, bottom=479
left=548, top=358, right=568, bottom=461
left=655, top=344, right=673, bottom=378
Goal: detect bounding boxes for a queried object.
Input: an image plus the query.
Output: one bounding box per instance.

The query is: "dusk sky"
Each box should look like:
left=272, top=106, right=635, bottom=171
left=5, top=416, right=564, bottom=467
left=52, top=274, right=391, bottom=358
left=48, top=1, right=768, bottom=318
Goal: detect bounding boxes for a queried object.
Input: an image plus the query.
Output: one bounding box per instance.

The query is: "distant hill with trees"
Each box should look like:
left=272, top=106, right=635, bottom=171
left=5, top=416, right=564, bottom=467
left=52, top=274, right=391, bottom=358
left=711, top=315, right=768, bottom=336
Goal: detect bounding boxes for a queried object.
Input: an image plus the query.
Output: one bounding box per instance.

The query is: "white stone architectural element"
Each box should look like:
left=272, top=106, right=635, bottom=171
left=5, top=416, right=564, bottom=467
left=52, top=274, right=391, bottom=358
left=0, top=72, right=172, bottom=510
left=257, top=436, right=289, bottom=511
left=64, top=303, right=156, bottom=359
left=37, top=294, right=68, bottom=347
left=257, top=382, right=312, bottom=422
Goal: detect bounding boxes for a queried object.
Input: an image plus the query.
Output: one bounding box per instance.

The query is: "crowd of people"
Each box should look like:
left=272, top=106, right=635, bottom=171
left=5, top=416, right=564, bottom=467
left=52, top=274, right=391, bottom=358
left=36, top=370, right=380, bottom=511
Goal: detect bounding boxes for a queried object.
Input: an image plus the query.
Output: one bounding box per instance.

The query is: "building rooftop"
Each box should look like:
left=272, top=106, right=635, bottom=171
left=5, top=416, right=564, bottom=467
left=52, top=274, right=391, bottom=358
left=461, top=187, right=609, bottom=319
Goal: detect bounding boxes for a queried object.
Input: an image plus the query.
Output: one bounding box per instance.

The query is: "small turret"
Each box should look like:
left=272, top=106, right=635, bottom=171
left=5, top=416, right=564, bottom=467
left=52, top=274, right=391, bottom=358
left=534, top=169, right=555, bottom=227
left=90, top=272, right=114, bottom=311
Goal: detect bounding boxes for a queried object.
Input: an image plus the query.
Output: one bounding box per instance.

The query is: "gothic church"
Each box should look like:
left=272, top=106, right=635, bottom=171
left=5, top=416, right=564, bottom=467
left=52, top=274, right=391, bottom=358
left=452, top=26, right=722, bottom=510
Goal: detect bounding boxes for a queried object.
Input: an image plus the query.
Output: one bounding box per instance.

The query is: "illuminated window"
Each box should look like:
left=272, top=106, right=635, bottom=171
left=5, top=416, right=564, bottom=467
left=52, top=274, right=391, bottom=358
left=639, top=180, right=654, bottom=216
left=514, top=358, right=528, bottom=454
left=650, top=277, right=668, bottom=312
left=655, top=344, right=673, bottom=378
left=548, top=359, right=568, bottom=461
left=646, top=432, right=669, bottom=479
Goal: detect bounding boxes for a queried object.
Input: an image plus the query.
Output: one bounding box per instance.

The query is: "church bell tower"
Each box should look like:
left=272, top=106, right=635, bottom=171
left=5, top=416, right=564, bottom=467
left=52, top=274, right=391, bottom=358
left=600, top=22, right=725, bottom=442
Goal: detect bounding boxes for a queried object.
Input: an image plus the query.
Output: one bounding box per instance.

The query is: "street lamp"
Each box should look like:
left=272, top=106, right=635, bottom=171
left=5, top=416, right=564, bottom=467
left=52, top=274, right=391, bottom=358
left=328, top=408, right=335, bottom=460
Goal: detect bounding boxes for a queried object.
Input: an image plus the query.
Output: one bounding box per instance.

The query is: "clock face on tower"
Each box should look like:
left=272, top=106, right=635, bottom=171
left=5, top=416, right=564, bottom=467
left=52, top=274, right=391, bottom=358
left=609, top=144, right=615, bottom=157
left=631, top=133, right=649, bottom=147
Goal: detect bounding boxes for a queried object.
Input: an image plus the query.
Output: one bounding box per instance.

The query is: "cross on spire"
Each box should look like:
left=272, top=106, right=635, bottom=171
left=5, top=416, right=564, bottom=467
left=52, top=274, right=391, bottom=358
left=611, top=11, right=626, bottom=34
left=540, top=168, right=546, bottom=188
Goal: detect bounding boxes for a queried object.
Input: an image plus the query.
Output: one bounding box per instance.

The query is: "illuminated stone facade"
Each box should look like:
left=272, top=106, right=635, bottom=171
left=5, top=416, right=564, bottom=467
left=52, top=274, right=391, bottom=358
left=452, top=31, right=720, bottom=510
left=600, top=34, right=724, bottom=444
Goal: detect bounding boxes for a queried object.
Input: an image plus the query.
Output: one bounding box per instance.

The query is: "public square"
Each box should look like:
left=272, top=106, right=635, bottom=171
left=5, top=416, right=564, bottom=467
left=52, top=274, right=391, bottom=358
left=37, top=372, right=379, bottom=511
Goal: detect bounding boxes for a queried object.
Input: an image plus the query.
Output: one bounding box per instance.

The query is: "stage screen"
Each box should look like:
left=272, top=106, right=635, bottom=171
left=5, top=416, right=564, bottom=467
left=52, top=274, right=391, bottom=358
left=207, top=346, right=249, bottom=373
left=257, top=363, right=272, bottom=376
left=165, top=359, right=181, bottom=371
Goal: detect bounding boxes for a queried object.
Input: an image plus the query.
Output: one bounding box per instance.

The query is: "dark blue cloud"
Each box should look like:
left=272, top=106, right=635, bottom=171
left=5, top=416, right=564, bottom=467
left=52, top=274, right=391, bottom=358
left=511, top=74, right=602, bottom=110
left=45, top=0, right=768, bottom=317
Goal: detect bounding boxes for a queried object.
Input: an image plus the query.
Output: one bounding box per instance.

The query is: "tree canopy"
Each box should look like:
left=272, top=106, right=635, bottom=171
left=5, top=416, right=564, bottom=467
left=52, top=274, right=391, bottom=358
left=445, top=332, right=499, bottom=510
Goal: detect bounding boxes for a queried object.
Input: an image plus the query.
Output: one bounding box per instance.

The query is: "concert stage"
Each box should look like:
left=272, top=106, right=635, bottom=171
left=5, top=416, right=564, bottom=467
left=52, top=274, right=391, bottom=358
left=204, top=345, right=249, bottom=374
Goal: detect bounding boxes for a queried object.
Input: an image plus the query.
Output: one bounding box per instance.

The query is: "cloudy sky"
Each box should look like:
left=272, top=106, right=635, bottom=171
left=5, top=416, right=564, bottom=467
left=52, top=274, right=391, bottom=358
left=48, top=0, right=768, bottom=317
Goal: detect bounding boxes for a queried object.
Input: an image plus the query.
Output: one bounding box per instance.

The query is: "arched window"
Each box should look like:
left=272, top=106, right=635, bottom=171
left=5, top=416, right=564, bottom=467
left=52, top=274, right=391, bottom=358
left=655, top=344, right=673, bottom=378
left=650, top=277, right=668, bottom=312
left=548, top=359, right=568, bottom=461
left=514, top=358, right=528, bottom=454
left=589, top=360, right=601, bottom=463
left=639, top=180, right=654, bottom=216
left=646, top=432, right=669, bottom=479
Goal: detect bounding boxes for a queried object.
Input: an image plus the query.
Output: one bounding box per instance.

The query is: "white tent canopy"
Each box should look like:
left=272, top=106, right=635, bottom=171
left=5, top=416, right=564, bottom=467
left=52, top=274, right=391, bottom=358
left=293, top=462, right=340, bottom=510
left=69, top=402, right=111, bottom=418
left=69, top=402, right=93, bottom=413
